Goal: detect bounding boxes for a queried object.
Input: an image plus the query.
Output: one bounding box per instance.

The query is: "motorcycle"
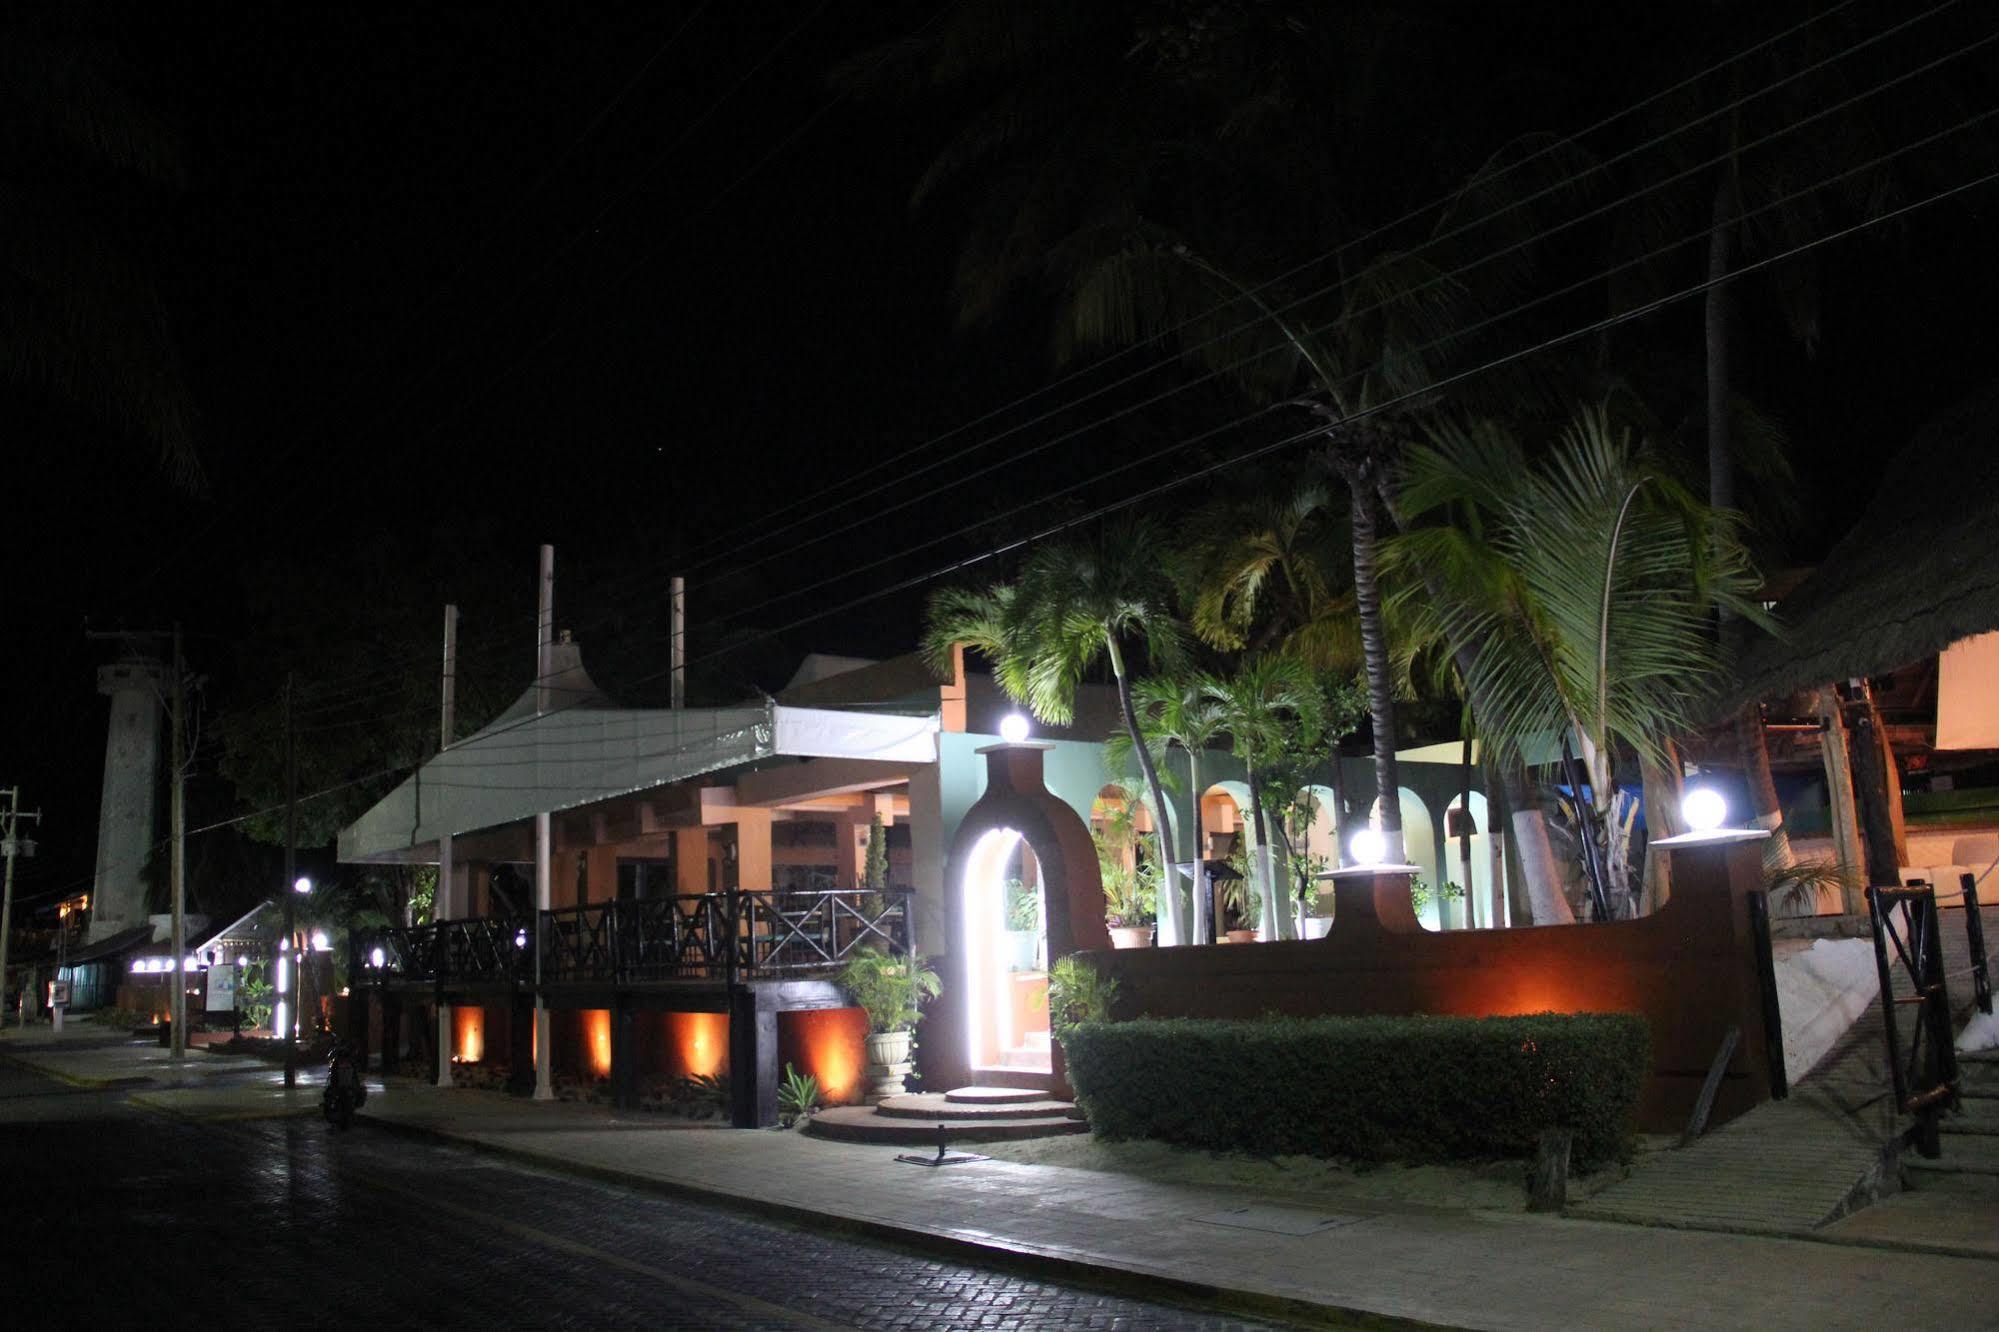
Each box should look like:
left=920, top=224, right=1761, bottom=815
left=322, top=1041, right=367, bottom=1130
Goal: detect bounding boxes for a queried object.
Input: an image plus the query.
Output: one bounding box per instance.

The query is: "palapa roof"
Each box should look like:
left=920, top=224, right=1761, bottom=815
left=1731, top=380, right=1999, bottom=704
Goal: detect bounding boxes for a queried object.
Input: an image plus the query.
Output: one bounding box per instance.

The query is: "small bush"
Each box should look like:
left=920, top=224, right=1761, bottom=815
left=1061, top=1012, right=1648, bottom=1170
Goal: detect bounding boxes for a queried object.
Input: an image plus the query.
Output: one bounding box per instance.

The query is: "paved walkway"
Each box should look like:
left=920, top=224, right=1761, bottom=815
left=1572, top=906, right=1993, bottom=1240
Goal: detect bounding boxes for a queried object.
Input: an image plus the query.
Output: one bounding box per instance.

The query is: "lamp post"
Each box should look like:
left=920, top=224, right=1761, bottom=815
left=1, top=789, right=42, bottom=1026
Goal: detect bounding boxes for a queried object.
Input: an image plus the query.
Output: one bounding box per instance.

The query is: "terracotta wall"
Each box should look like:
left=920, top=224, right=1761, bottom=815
left=1089, top=840, right=1780, bottom=1133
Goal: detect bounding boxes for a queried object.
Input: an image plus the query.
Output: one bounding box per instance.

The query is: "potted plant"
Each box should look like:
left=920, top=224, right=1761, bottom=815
left=1219, top=872, right=1261, bottom=943
left=838, top=946, right=940, bottom=1103
left=1293, top=850, right=1333, bottom=938
left=1047, top=954, right=1118, bottom=1038
left=1003, top=877, right=1042, bottom=971
left=1101, top=859, right=1156, bottom=949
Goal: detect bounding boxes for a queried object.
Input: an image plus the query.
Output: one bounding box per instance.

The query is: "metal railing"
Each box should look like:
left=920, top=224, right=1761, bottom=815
left=358, top=889, right=912, bottom=988
left=1867, top=882, right=1962, bottom=1158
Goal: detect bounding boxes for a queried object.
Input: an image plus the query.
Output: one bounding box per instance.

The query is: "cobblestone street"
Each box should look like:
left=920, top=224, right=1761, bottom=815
left=0, top=1060, right=1287, bottom=1331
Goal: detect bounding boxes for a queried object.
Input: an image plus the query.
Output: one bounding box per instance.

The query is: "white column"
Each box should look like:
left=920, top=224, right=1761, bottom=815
left=532, top=811, right=553, bottom=1100
left=434, top=832, right=455, bottom=1087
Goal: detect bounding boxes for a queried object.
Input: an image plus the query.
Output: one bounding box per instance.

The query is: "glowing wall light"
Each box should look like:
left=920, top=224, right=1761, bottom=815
left=273, top=1001, right=289, bottom=1039
left=783, top=1008, right=867, bottom=1103
left=583, top=1009, right=612, bottom=1079
left=1348, top=827, right=1388, bottom=867
left=454, top=1005, right=485, bottom=1063
left=664, top=1011, right=728, bottom=1078
left=1682, top=787, right=1728, bottom=833
left=998, top=713, right=1031, bottom=743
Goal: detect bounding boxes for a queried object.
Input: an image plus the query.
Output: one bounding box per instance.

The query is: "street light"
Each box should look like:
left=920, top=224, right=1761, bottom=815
left=293, top=876, right=313, bottom=894
left=998, top=713, right=1030, bottom=743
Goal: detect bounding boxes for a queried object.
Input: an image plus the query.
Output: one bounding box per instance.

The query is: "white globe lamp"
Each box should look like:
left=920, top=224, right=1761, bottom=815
left=1681, top=787, right=1728, bottom=834
left=998, top=713, right=1031, bottom=743
left=1348, top=827, right=1389, bottom=866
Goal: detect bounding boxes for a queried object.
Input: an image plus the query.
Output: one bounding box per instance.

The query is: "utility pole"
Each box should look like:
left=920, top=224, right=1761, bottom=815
left=670, top=575, right=686, bottom=710
left=169, top=625, right=188, bottom=1059
left=282, top=673, right=298, bottom=1088
left=0, top=788, right=43, bottom=1027
left=532, top=546, right=554, bottom=1100
left=435, top=604, right=459, bottom=1087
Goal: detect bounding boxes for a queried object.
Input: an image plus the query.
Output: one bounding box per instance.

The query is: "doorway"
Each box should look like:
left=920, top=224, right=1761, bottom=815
left=961, top=828, right=1051, bottom=1075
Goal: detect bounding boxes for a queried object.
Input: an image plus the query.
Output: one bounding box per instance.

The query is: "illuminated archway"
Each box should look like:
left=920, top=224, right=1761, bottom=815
left=1443, top=790, right=1505, bottom=928
left=936, top=744, right=1109, bottom=1092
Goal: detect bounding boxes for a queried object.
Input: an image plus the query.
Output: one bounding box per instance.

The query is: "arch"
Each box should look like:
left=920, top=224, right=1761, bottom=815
left=1443, top=790, right=1506, bottom=929
left=935, top=744, right=1108, bottom=1092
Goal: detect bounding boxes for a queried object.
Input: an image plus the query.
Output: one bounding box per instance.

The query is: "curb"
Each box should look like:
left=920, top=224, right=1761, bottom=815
left=0, top=1049, right=141, bottom=1089
left=356, top=1111, right=1440, bottom=1330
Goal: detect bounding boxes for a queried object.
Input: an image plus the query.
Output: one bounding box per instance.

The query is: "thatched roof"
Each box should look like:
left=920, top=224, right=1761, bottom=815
left=1731, top=380, right=1999, bottom=704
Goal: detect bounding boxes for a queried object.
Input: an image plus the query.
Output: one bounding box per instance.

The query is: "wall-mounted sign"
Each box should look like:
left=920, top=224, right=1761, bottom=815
left=205, top=963, right=237, bottom=1012
left=49, top=980, right=71, bottom=1007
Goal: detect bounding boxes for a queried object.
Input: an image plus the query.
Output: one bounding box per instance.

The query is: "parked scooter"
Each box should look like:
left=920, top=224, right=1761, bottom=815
left=322, top=1041, right=366, bottom=1130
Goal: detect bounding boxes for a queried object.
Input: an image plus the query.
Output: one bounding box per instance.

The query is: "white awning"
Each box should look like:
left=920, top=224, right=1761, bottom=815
left=337, top=703, right=938, bottom=863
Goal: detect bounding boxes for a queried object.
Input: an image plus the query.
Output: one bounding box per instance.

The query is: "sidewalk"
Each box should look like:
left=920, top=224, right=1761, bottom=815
left=7, top=1040, right=1995, bottom=1330
left=353, top=1081, right=1999, bottom=1330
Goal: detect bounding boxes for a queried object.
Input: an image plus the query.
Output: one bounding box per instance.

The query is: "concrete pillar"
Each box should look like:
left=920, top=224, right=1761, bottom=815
left=732, top=809, right=773, bottom=891
left=674, top=827, right=709, bottom=894
left=611, top=994, right=637, bottom=1111
left=532, top=810, right=554, bottom=1100
left=89, top=659, right=165, bottom=943
left=435, top=833, right=456, bottom=1087
left=907, top=765, right=947, bottom=957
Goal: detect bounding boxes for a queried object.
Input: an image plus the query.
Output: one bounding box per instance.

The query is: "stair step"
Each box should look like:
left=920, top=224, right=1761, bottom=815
left=1000, top=1046, right=1051, bottom=1069
left=942, top=1085, right=1047, bottom=1106
left=806, top=1106, right=1088, bottom=1145
left=876, top=1093, right=1076, bottom=1121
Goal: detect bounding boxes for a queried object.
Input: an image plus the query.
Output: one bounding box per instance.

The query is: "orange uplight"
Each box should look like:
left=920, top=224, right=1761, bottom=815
left=664, top=1011, right=728, bottom=1079
left=786, top=1007, right=868, bottom=1104
left=454, top=1006, right=485, bottom=1063
left=583, top=1009, right=612, bottom=1078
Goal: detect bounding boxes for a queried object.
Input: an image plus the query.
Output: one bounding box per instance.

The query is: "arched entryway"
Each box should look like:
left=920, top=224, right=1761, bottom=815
left=935, top=743, right=1110, bottom=1093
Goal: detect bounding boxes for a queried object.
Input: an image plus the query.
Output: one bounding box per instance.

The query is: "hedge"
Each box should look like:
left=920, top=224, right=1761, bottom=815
left=1061, top=1012, right=1649, bottom=1170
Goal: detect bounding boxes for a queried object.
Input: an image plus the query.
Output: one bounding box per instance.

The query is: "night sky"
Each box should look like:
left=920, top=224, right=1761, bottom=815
left=7, top=1, right=1997, bottom=907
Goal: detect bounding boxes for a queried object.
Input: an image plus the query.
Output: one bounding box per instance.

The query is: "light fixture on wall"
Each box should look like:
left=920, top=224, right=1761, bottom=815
left=998, top=713, right=1030, bottom=743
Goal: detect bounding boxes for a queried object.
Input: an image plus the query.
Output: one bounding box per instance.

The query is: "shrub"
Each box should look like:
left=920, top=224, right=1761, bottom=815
left=1061, top=1011, right=1648, bottom=1170
left=1047, top=954, right=1117, bottom=1034
left=778, top=1063, right=820, bottom=1127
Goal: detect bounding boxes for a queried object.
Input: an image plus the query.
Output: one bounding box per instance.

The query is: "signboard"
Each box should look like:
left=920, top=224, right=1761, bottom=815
left=205, top=963, right=237, bottom=1012
left=48, top=980, right=71, bottom=1008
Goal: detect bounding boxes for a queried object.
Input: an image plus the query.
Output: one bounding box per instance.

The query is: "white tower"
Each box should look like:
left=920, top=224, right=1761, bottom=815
left=89, top=656, right=164, bottom=943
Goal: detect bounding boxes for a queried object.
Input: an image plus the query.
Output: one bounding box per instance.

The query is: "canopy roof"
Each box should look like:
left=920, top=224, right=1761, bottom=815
left=338, top=700, right=938, bottom=863
left=1731, top=381, right=1999, bottom=705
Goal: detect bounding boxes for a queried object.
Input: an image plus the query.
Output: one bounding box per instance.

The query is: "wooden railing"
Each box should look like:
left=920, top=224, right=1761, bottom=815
left=356, top=890, right=912, bottom=988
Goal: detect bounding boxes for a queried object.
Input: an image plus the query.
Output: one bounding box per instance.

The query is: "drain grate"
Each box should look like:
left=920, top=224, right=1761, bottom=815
left=1190, top=1203, right=1362, bottom=1236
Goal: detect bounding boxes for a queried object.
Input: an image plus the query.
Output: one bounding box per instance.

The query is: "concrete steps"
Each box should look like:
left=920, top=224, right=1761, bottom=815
left=807, top=1085, right=1088, bottom=1145
left=876, top=1093, right=1077, bottom=1121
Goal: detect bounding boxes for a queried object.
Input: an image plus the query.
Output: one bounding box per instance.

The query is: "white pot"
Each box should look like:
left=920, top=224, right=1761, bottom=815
left=862, top=1029, right=914, bottom=1103
left=1301, top=915, right=1332, bottom=940
left=1108, top=926, right=1150, bottom=950
left=1004, top=929, right=1039, bottom=972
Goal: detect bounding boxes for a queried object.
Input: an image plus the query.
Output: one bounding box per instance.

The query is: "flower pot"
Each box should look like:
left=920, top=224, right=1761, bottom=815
left=1004, top=929, right=1039, bottom=972
left=1224, top=929, right=1257, bottom=944
left=1108, top=926, right=1150, bottom=950
left=862, top=1029, right=914, bottom=1103
left=1301, top=916, right=1332, bottom=940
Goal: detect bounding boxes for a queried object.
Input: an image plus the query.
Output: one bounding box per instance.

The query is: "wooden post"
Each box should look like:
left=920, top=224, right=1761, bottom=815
left=728, top=988, right=779, bottom=1128
left=1843, top=682, right=1903, bottom=890
left=1813, top=685, right=1867, bottom=914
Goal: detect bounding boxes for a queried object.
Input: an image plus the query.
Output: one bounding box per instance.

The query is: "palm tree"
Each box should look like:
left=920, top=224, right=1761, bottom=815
left=923, top=518, right=1191, bottom=942
left=1201, top=655, right=1319, bottom=941
left=1183, top=475, right=1362, bottom=672
left=1109, top=675, right=1226, bottom=944
left=1394, top=405, right=1771, bottom=915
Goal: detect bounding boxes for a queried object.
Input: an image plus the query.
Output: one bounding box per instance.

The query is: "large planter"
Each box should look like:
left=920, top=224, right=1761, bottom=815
left=862, top=1029, right=914, bottom=1104
left=1108, top=926, right=1150, bottom=950
left=1300, top=915, right=1332, bottom=940
left=1223, top=928, right=1257, bottom=944
left=1004, top=929, right=1040, bottom=972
